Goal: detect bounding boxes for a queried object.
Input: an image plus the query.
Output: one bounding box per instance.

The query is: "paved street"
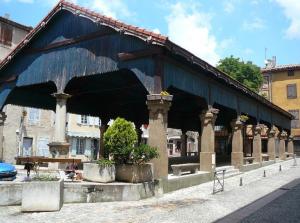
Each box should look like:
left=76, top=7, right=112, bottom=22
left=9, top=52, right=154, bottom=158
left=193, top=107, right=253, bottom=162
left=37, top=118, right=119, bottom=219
left=0, top=158, right=299, bottom=223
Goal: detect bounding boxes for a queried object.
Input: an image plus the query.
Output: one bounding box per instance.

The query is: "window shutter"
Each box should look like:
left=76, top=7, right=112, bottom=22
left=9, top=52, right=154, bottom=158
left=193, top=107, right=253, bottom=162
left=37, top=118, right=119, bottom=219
left=87, top=116, right=93, bottom=125
left=77, top=115, right=81, bottom=124
left=94, top=117, right=99, bottom=126
left=71, top=138, right=77, bottom=156
left=84, top=138, right=92, bottom=157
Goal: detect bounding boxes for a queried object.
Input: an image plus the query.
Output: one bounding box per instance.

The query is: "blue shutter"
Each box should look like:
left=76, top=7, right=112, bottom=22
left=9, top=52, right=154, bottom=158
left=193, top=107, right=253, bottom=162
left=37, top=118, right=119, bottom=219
left=71, top=138, right=77, bottom=156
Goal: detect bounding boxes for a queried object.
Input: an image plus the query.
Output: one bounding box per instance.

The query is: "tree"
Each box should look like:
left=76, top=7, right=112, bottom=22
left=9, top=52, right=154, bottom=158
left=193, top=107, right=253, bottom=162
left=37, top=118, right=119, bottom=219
left=217, top=56, right=263, bottom=92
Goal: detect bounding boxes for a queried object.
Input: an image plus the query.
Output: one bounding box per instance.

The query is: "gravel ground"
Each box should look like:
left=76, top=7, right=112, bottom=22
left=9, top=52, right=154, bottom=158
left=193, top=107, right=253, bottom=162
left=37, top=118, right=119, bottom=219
left=0, top=158, right=299, bottom=223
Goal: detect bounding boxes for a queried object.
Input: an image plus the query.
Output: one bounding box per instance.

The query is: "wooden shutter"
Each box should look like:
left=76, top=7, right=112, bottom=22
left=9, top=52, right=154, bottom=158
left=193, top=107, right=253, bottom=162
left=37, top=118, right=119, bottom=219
left=287, top=84, right=297, bottom=99
left=0, top=24, right=13, bottom=46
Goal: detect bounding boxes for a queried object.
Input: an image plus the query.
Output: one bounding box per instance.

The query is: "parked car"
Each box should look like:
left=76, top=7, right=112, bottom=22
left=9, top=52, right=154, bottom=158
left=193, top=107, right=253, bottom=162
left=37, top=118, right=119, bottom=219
left=0, top=162, right=17, bottom=181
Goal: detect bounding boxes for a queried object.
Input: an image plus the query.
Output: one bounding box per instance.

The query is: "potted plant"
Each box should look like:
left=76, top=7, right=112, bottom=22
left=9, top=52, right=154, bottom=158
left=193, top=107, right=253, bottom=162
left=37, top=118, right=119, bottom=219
left=104, top=117, right=159, bottom=183
left=21, top=174, right=63, bottom=212
left=83, top=158, right=115, bottom=183
left=240, top=114, right=249, bottom=123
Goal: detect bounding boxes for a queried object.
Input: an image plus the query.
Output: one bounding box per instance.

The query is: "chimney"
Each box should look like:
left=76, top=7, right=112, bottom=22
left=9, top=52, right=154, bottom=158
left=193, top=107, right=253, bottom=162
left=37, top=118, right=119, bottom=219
left=265, top=56, right=276, bottom=68
left=4, top=13, right=10, bottom=19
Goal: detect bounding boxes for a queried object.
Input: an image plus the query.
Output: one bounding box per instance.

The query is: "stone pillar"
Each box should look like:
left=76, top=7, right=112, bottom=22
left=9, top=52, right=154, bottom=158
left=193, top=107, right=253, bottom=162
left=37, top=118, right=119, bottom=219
left=181, top=131, right=187, bottom=157
left=279, top=131, right=287, bottom=160
left=267, top=126, right=276, bottom=160
left=48, top=93, right=71, bottom=158
left=252, top=125, right=262, bottom=163
left=231, top=118, right=244, bottom=169
left=0, top=112, right=6, bottom=161
left=288, top=135, right=294, bottom=155
left=200, top=108, right=218, bottom=172
left=146, top=94, right=172, bottom=180
left=99, top=125, right=107, bottom=159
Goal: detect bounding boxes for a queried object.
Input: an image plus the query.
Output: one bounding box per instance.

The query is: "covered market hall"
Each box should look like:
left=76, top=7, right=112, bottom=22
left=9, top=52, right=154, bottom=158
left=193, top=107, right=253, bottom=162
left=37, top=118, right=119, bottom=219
left=0, top=1, right=294, bottom=180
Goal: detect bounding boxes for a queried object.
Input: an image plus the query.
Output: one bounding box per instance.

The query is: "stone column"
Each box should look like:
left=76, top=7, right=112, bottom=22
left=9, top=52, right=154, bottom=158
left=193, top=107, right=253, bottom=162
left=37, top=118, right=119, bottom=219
left=279, top=131, right=287, bottom=160
left=231, top=118, right=244, bottom=169
left=181, top=131, right=187, bottom=157
left=267, top=126, right=276, bottom=160
left=146, top=94, right=172, bottom=180
left=0, top=112, right=6, bottom=161
left=288, top=135, right=294, bottom=155
left=98, top=125, right=107, bottom=159
left=252, top=125, right=262, bottom=163
left=200, top=108, right=218, bottom=172
left=48, top=93, right=71, bottom=158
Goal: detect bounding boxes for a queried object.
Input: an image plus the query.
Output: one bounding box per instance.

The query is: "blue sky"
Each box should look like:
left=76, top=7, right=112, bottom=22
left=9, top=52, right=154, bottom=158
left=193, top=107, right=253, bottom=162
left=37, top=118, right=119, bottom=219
left=1, top=0, right=300, bottom=67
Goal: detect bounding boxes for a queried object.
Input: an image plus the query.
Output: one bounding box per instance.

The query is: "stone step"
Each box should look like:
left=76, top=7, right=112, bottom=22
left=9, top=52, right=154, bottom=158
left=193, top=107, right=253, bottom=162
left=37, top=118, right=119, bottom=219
left=215, top=165, right=235, bottom=172
left=215, top=166, right=240, bottom=179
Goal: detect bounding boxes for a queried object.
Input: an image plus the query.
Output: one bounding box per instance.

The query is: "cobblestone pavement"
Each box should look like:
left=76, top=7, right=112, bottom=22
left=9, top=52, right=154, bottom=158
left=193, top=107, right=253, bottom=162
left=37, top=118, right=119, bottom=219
left=0, top=158, right=299, bottom=223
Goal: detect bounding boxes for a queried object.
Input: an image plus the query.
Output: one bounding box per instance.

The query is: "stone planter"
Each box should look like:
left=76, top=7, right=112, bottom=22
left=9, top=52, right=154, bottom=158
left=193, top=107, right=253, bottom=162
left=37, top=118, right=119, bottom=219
left=21, top=178, right=63, bottom=212
left=116, top=163, right=153, bottom=183
left=83, top=163, right=115, bottom=183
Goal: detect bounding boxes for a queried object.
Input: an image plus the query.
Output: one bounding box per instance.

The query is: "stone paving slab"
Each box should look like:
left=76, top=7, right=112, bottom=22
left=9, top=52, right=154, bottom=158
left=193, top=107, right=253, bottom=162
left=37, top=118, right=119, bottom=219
left=0, top=158, right=299, bottom=223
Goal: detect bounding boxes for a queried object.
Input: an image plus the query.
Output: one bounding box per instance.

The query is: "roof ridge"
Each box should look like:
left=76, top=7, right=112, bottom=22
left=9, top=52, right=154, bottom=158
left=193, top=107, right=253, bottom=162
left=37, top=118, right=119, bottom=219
left=0, top=0, right=168, bottom=69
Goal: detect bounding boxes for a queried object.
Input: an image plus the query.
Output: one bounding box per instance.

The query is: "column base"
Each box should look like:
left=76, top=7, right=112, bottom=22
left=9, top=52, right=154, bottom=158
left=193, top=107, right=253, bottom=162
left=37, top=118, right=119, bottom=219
left=268, top=153, right=276, bottom=161
left=231, top=152, right=243, bottom=169
left=48, top=142, right=70, bottom=158
left=200, top=152, right=215, bottom=172
left=252, top=153, right=262, bottom=163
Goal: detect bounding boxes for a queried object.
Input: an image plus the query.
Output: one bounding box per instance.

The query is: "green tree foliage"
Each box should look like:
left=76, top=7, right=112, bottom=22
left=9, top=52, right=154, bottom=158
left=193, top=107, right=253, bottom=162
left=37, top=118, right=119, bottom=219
left=217, top=56, right=263, bottom=92
left=104, top=117, right=137, bottom=163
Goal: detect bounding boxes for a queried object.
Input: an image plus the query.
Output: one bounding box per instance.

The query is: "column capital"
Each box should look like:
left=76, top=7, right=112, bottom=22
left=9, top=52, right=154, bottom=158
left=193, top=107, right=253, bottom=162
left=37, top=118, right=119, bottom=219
left=52, top=92, right=71, bottom=100
left=253, top=124, right=262, bottom=135
left=200, top=108, right=219, bottom=126
left=146, top=94, right=172, bottom=114
left=288, top=135, right=294, bottom=141
left=231, top=117, right=244, bottom=131
left=279, top=131, right=288, bottom=139
left=268, top=126, right=276, bottom=138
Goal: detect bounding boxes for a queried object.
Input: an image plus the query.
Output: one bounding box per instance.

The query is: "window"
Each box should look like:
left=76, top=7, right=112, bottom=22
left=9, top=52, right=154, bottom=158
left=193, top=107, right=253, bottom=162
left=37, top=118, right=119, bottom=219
left=288, top=70, right=295, bottom=76
left=81, top=115, right=88, bottom=124
left=289, top=110, right=300, bottom=128
left=76, top=138, right=85, bottom=155
left=28, top=108, right=40, bottom=124
left=0, top=23, right=13, bottom=46
left=262, top=75, right=269, bottom=89
left=287, top=84, right=297, bottom=99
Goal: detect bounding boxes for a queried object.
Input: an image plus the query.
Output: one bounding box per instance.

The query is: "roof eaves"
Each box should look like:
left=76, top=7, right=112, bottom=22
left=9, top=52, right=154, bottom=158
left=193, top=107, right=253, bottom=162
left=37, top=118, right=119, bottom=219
left=165, top=40, right=293, bottom=119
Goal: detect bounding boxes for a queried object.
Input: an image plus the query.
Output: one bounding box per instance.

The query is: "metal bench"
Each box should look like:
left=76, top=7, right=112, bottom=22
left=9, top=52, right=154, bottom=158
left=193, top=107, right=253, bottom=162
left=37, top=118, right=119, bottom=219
left=243, top=157, right=255, bottom=164
left=171, top=163, right=199, bottom=176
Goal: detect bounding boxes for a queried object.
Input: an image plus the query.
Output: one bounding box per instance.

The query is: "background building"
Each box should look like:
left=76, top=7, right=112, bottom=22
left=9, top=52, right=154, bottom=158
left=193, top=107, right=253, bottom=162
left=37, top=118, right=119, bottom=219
left=0, top=16, right=100, bottom=163
left=0, top=15, right=32, bottom=61
left=261, top=58, right=300, bottom=155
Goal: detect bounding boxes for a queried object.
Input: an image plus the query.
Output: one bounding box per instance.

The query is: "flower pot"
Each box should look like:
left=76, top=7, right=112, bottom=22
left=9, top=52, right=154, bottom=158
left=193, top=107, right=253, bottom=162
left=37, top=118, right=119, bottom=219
left=116, top=163, right=153, bottom=183
left=21, top=178, right=63, bottom=212
left=83, top=163, right=115, bottom=183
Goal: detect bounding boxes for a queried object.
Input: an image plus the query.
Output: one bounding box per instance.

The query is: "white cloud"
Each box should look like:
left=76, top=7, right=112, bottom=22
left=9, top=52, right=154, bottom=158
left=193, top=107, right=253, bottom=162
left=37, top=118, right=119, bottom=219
left=220, top=38, right=234, bottom=50
left=223, top=1, right=235, bottom=13
left=274, top=0, right=300, bottom=39
left=242, top=17, right=266, bottom=30
left=18, top=0, right=34, bottom=3
left=166, top=2, right=220, bottom=65
left=88, top=0, right=132, bottom=19
left=244, top=48, right=254, bottom=55
left=152, top=28, right=160, bottom=34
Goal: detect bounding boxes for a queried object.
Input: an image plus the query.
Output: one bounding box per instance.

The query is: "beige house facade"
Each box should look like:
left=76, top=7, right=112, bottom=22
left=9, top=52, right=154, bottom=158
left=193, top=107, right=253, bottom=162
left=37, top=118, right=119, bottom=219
left=67, top=114, right=100, bottom=162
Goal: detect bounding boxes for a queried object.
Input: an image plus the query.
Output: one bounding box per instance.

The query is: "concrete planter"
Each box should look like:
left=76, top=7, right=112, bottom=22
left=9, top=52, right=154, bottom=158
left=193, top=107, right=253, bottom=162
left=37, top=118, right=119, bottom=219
left=116, top=163, right=153, bottom=183
left=83, top=163, right=115, bottom=183
left=21, top=178, right=63, bottom=212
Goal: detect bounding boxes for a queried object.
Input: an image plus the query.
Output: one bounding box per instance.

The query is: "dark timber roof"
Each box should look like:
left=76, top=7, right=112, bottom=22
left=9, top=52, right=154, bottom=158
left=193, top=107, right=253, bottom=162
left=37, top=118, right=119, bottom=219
left=0, top=0, right=293, bottom=119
